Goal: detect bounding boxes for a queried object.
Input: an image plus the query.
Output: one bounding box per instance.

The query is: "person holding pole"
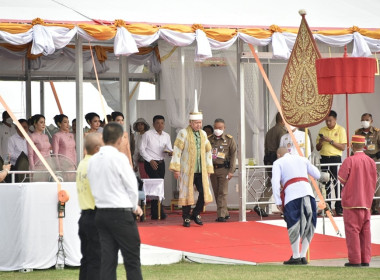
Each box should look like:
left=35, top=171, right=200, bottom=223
left=272, top=147, right=321, bottom=265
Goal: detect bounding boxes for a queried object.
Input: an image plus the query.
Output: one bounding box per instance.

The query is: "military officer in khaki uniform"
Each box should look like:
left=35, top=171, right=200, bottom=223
left=255, top=112, right=287, bottom=217
left=209, top=118, right=237, bottom=222
left=355, top=113, right=380, bottom=215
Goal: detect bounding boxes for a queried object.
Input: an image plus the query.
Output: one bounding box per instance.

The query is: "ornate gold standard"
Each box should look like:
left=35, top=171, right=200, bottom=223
left=281, top=14, right=333, bottom=128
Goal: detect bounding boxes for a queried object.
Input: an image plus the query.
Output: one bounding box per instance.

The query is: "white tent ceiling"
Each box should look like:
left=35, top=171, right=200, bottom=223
left=0, top=0, right=379, bottom=29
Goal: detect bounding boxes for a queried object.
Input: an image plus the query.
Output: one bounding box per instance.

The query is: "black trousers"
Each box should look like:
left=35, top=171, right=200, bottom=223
left=95, top=209, right=142, bottom=280
left=320, top=156, right=342, bottom=210
left=182, top=173, right=204, bottom=219
left=78, top=210, right=101, bottom=280
left=144, top=160, right=166, bottom=218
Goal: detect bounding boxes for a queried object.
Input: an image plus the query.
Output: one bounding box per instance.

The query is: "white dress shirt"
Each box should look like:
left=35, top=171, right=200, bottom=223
left=272, top=153, right=320, bottom=206
left=139, top=129, right=172, bottom=162
left=87, top=145, right=138, bottom=210
left=7, top=133, right=28, bottom=165
left=279, top=129, right=311, bottom=159
left=0, top=123, right=17, bottom=160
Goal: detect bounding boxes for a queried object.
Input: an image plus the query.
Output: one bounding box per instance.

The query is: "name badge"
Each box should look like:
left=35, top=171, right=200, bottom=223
left=217, top=152, right=226, bottom=159
left=368, top=144, right=376, bottom=151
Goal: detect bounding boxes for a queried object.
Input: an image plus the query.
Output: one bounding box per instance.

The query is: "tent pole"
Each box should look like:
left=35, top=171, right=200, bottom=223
left=263, top=46, right=270, bottom=133
left=40, top=81, right=45, bottom=116
left=119, top=56, right=128, bottom=132
left=237, top=39, right=247, bottom=222
left=75, top=36, right=84, bottom=164
left=25, top=59, right=31, bottom=118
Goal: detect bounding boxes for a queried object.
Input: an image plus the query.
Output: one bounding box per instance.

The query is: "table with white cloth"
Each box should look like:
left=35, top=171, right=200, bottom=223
left=0, top=182, right=81, bottom=271
left=142, top=178, right=165, bottom=219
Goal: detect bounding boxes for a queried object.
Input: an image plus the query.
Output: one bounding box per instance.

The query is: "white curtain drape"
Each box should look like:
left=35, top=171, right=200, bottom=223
left=2, top=24, right=380, bottom=62
left=159, top=40, right=202, bottom=129
left=220, top=44, right=263, bottom=162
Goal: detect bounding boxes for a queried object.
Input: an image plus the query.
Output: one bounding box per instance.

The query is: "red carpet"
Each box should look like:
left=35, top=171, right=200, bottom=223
left=139, top=221, right=380, bottom=263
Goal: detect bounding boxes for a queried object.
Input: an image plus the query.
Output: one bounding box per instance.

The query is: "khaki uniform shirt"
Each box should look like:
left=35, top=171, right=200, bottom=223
left=265, top=124, right=287, bottom=155
left=209, top=133, right=237, bottom=174
left=355, top=126, right=380, bottom=158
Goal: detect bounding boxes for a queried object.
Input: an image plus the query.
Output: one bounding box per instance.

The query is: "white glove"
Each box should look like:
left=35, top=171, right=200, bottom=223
left=319, top=172, right=330, bottom=183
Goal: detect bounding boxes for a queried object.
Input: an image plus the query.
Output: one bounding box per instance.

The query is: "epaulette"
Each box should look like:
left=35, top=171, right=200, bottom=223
left=207, top=134, right=213, bottom=138
left=374, top=127, right=380, bottom=132
left=354, top=129, right=361, bottom=134
left=226, top=134, right=233, bottom=138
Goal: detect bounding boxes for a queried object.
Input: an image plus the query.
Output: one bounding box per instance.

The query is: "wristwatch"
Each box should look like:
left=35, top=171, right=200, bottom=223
left=330, top=140, right=334, bottom=145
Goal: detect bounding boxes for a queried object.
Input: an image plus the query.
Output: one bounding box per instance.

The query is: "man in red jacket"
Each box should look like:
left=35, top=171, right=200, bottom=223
left=338, top=135, right=377, bottom=267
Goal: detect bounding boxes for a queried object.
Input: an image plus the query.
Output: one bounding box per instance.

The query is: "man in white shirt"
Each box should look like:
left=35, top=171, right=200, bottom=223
left=139, top=115, right=172, bottom=219
left=0, top=111, right=17, bottom=160
left=279, top=125, right=311, bottom=159
left=272, top=147, right=320, bottom=265
left=7, top=119, right=28, bottom=166
left=87, top=123, right=143, bottom=280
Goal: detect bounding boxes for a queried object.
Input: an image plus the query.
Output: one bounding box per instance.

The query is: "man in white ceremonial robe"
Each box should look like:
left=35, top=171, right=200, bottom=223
left=272, top=147, right=320, bottom=265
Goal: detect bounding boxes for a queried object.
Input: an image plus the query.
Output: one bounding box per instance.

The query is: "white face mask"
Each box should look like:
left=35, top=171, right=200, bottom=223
left=361, top=121, right=370, bottom=129
left=5, top=117, right=12, bottom=125
left=214, top=129, right=223, bottom=137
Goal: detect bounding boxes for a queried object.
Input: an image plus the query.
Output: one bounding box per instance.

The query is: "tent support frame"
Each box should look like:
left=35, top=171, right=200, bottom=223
left=75, top=36, right=84, bottom=163
left=237, top=39, right=247, bottom=222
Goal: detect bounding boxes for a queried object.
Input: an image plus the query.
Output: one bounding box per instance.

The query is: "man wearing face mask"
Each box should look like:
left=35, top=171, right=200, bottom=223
left=355, top=113, right=380, bottom=215
left=169, top=97, right=214, bottom=227
left=209, top=118, right=237, bottom=222
left=0, top=111, right=17, bottom=162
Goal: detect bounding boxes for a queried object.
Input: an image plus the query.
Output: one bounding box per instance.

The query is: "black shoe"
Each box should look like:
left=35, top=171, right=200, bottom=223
left=190, top=215, right=203, bottom=225
left=361, top=263, right=370, bottom=267
left=253, top=206, right=268, bottom=217
left=336, top=209, right=343, bottom=216
left=301, top=257, right=308, bottom=265
left=283, top=256, right=302, bottom=265
left=372, top=209, right=379, bottom=215
left=216, top=217, right=227, bottom=222
left=183, top=218, right=190, bottom=227
left=344, top=262, right=361, bottom=267
left=225, top=215, right=230, bottom=220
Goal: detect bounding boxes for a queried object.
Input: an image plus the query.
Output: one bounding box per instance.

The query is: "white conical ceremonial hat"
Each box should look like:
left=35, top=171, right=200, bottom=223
left=189, top=90, right=203, bottom=120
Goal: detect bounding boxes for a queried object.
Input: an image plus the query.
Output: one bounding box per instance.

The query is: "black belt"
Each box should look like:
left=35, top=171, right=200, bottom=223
left=146, top=160, right=164, bottom=164
left=82, top=208, right=96, bottom=214
left=321, top=155, right=341, bottom=159
left=97, top=208, right=133, bottom=212
left=213, top=164, right=226, bottom=169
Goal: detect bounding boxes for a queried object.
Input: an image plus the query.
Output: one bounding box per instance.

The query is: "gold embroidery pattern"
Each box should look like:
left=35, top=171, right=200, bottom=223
left=174, top=138, right=184, bottom=150
left=281, top=16, right=332, bottom=128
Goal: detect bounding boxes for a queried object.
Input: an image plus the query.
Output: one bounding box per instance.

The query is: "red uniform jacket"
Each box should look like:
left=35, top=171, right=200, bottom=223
left=338, top=151, right=377, bottom=209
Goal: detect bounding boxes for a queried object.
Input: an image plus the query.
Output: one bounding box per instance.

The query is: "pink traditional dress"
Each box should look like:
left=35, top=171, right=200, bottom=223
left=52, top=131, right=77, bottom=165
left=338, top=151, right=377, bottom=265
left=28, top=132, right=51, bottom=169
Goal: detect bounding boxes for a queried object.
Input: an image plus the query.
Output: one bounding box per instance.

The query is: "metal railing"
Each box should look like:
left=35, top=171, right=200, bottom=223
left=6, top=170, right=76, bottom=183
left=245, top=162, right=380, bottom=209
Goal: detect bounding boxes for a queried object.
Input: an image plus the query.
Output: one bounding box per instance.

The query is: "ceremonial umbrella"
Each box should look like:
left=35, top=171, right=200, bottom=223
left=316, top=47, right=377, bottom=155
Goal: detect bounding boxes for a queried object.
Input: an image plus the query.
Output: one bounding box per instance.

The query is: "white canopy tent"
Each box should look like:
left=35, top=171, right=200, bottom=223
left=0, top=0, right=380, bottom=222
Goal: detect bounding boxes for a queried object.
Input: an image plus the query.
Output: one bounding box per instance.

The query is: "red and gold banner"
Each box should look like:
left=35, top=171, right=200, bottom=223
left=281, top=13, right=333, bottom=128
